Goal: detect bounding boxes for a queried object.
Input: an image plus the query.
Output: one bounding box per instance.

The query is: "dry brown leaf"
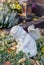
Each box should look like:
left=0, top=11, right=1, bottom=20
left=17, top=57, right=26, bottom=64
left=3, top=61, right=11, bottom=65
left=30, top=59, right=38, bottom=65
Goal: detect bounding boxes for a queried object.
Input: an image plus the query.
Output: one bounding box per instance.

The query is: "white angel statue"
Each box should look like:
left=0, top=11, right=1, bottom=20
left=10, top=25, right=37, bottom=57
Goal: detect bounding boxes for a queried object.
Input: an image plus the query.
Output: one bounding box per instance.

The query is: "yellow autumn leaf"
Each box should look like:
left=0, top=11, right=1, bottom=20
left=15, top=3, right=22, bottom=10
left=41, top=46, right=44, bottom=53
left=33, top=18, right=38, bottom=21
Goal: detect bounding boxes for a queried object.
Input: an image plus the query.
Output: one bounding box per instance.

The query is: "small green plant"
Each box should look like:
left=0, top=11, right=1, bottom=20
left=35, top=37, right=44, bottom=64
